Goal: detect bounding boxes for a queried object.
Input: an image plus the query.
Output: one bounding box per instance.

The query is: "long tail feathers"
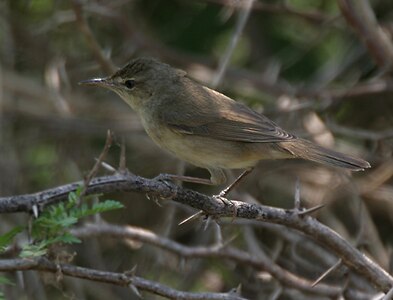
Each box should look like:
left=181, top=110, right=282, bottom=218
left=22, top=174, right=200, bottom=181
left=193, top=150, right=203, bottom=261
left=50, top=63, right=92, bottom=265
left=282, top=139, right=371, bottom=171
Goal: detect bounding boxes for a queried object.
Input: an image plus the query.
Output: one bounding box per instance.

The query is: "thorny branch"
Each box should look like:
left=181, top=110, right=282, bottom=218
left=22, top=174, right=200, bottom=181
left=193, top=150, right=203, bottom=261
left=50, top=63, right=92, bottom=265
left=70, top=223, right=342, bottom=297
left=0, top=221, right=375, bottom=299
left=0, top=172, right=392, bottom=293
left=0, top=257, right=245, bottom=300
left=2, top=1, right=392, bottom=299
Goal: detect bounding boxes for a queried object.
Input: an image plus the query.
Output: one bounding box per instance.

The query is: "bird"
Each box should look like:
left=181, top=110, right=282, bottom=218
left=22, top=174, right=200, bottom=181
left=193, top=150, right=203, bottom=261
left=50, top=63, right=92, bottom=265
left=80, top=57, right=370, bottom=190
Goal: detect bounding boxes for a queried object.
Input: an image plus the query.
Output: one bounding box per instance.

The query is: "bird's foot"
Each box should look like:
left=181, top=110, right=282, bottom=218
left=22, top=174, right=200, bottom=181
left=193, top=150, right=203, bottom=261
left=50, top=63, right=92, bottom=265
left=151, top=174, right=178, bottom=201
left=213, top=194, right=237, bottom=219
left=214, top=193, right=233, bottom=206
left=153, top=173, right=176, bottom=184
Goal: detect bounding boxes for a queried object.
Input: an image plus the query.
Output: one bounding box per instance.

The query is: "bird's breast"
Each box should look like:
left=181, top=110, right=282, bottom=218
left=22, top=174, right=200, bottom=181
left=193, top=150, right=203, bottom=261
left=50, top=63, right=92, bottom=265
left=139, top=117, right=264, bottom=170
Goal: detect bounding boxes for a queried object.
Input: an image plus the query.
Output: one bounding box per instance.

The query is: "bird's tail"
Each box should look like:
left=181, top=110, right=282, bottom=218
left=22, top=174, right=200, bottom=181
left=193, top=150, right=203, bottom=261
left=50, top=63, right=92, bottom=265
left=281, top=139, right=371, bottom=171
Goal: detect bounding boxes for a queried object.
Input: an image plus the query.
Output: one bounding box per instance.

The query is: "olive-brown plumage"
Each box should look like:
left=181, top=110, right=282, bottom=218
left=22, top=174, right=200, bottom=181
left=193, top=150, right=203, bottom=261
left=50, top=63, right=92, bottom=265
left=81, top=57, right=370, bottom=185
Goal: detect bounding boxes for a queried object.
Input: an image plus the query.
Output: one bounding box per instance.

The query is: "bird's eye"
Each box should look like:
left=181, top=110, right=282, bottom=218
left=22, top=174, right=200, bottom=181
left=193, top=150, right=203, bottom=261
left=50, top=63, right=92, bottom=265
left=124, top=80, right=135, bottom=89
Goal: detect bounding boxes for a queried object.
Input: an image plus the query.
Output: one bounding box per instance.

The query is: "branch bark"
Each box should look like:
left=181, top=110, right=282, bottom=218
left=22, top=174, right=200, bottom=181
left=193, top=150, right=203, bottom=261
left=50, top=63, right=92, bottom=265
left=0, top=257, right=245, bottom=300
left=0, top=172, right=392, bottom=292
left=70, top=222, right=373, bottom=298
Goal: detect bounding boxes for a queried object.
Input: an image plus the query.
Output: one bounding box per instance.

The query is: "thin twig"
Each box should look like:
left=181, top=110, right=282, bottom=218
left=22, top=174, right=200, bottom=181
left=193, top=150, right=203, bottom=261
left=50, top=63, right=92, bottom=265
left=338, top=0, right=393, bottom=73
left=294, top=178, right=301, bottom=210
left=0, top=257, right=246, bottom=300
left=71, top=0, right=116, bottom=74
left=211, top=0, right=254, bottom=88
left=80, top=129, right=113, bottom=197
left=118, top=136, right=127, bottom=172
left=382, top=286, right=393, bottom=300
left=71, top=223, right=342, bottom=297
left=188, top=0, right=335, bottom=25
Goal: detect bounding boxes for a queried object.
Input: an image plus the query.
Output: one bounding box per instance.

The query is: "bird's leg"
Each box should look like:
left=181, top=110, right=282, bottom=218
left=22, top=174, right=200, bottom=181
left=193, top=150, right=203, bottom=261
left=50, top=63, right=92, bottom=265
left=213, top=169, right=252, bottom=219
left=152, top=173, right=215, bottom=204
left=154, top=173, right=216, bottom=185
left=218, top=168, right=253, bottom=198
left=210, top=168, right=248, bottom=219
left=156, top=167, right=228, bottom=186
left=207, top=168, right=232, bottom=206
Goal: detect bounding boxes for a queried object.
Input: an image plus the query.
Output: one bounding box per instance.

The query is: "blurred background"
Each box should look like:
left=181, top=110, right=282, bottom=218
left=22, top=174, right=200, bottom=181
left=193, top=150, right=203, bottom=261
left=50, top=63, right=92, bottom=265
left=0, top=0, right=393, bottom=299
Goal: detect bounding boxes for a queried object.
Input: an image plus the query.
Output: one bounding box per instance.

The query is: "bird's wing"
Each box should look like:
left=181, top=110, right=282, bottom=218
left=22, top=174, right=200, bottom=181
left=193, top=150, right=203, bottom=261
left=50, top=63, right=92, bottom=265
left=162, top=96, right=296, bottom=143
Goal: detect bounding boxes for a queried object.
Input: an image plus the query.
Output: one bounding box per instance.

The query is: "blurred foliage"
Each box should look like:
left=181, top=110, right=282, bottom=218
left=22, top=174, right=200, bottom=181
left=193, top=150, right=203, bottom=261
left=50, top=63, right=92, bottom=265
left=20, top=188, right=123, bottom=258
left=0, top=0, right=393, bottom=299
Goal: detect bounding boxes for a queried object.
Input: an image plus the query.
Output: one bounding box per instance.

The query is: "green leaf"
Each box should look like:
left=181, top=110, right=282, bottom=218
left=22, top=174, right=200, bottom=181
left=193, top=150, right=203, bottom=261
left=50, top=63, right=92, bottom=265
left=21, top=189, right=123, bottom=258
left=0, top=276, right=14, bottom=286
left=67, top=184, right=83, bottom=207
left=0, top=227, right=23, bottom=252
left=56, top=232, right=81, bottom=244
left=73, top=199, right=123, bottom=218
left=20, top=241, right=48, bottom=258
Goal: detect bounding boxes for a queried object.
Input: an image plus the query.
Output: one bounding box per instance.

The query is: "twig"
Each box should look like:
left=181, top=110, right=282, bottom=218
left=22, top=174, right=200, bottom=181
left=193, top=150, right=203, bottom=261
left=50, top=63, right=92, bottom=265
left=294, top=178, right=301, bottom=210
left=338, top=0, right=393, bottom=73
left=211, top=0, right=254, bottom=88
left=71, top=0, right=116, bottom=74
left=70, top=223, right=343, bottom=297
left=118, top=136, right=127, bottom=172
left=0, top=257, right=246, bottom=300
left=80, top=130, right=113, bottom=198
left=382, top=286, right=393, bottom=300
left=0, top=172, right=392, bottom=292
left=328, top=122, right=393, bottom=141
left=188, top=0, right=335, bottom=25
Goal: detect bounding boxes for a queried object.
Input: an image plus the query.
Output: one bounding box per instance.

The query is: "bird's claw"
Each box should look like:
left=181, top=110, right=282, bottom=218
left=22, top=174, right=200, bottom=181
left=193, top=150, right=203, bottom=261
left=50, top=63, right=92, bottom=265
left=153, top=173, right=175, bottom=184
left=151, top=174, right=178, bottom=200
left=213, top=194, right=237, bottom=220
left=213, top=194, right=233, bottom=206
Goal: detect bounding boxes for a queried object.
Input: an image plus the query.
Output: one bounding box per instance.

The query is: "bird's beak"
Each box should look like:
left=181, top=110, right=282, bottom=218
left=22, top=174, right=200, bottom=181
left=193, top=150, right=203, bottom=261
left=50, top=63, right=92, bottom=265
left=79, top=77, right=115, bottom=89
